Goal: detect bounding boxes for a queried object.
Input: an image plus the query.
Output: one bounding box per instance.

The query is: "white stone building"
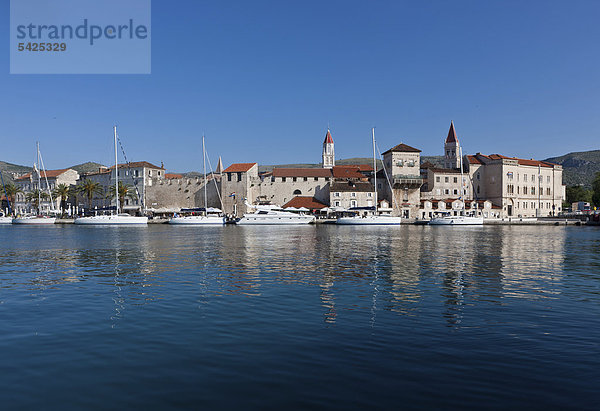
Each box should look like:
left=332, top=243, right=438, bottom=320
left=14, top=168, right=79, bottom=214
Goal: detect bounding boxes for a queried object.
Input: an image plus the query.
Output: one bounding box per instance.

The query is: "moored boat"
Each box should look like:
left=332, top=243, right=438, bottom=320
left=12, top=215, right=56, bottom=225
left=236, top=203, right=315, bottom=225
left=74, top=126, right=147, bottom=226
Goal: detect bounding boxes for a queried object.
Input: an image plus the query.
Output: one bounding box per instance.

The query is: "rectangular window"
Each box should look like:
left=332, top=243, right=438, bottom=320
left=334, top=201, right=340, bottom=207
left=282, top=177, right=286, bottom=182
left=524, top=187, right=527, bottom=195
left=547, top=176, right=551, bottom=183
left=303, top=177, right=308, bottom=182
left=314, top=177, right=318, bottom=181
left=524, top=174, right=528, bottom=182
left=237, top=173, right=242, bottom=182
left=445, top=189, right=449, bottom=195
left=453, top=177, right=458, bottom=183
left=436, top=177, right=440, bottom=182
left=445, top=177, right=449, bottom=183
left=271, top=177, right=275, bottom=182
left=531, top=187, right=535, bottom=195
left=367, top=193, right=372, bottom=197
left=351, top=192, right=356, bottom=197
left=334, top=192, right=340, bottom=197
left=227, top=173, right=232, bottom=182
left=293, top=177, right=297, bottom=182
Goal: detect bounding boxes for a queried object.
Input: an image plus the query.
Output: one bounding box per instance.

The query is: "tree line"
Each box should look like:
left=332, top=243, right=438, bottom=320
left=1, top=179, right=137, bottom=216
left=566, top=172, right=600, bottom=209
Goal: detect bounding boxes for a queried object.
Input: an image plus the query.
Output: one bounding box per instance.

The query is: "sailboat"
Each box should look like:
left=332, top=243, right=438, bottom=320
left=74, top=126, right=148, bottom=225
left=429, top=145, right=483, bottom=225
left=169, top=135, right=225, bottom=225
left=336, top=128, right=402, bottom=225
left=12, top=142, right=57, bottom=225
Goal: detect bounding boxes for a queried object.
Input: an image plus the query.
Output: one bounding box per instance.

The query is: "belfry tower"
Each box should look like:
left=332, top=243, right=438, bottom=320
left=444, top=121, right=461, bottom=169
left=322, top=129, right=335, bottom=169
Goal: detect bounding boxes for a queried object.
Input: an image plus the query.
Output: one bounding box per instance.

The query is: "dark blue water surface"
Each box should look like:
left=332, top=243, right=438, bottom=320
left=1, top=224, right=599, bottom=409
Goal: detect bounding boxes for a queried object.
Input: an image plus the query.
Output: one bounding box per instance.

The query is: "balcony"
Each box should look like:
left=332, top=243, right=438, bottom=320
left=391, top=175, right=423, bottom=188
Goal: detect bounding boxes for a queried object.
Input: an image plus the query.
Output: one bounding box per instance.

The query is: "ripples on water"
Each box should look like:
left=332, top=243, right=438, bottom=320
left=0, top=225, right=599, bottom=408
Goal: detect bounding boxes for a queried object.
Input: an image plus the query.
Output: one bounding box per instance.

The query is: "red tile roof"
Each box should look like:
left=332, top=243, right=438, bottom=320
left=16, top=168, right=71, bottom=180
left=324, top=129, right=334, bottom=144
left=272, top=168, right=332, bottom=178
left=165, top=173, right=183, bottom=179
left=330, top=181, right=374, bottom=192
left=446, top=121, right=458, bottom=143
left=475, top=153, right=556, bottom=168
left=466, top=155, right=483, bottom=164
left=223, top=163, right=258, bottom=173
left=332, top=165, right=367, bottom=179
left=282, top=196, right=328, bottom=210
left=382, top=143, right=421, bottom=154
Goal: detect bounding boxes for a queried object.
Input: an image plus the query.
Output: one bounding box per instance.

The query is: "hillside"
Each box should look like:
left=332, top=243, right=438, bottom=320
left=0, top=161, right=31, bottom=184
left=70, top=161, right=106, bottom=174
left=544, top=150, right=600, bottom=187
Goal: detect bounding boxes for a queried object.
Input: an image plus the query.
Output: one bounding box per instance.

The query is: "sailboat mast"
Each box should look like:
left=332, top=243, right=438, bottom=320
left=114, top=126, right=119, bottom=214
left=459, top=145, right=464, bottom=209
left=372, top=128, right=377, bottom=214
left=203, top=135, right=207, bottom=210
left=36, top=141, right=41, bottom=214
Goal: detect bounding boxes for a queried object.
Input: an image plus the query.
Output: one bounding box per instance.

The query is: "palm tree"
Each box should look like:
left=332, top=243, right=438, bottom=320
left=25, top=189, right=49, bottom=214
left=52, top=183, right=71, bottom=216
left=78, top=179, right=103, bottom=209
left=109, top=182, right=137, bottom=211
left=3, top=183, right=22, bottom=213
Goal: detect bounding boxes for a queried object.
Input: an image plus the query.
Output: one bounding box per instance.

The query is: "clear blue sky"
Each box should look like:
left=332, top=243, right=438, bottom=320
left=2, top=0, right=599, bottom=172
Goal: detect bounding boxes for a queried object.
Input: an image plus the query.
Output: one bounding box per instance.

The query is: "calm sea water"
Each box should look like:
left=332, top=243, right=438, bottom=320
left=1, top=224, right=599, bottom=409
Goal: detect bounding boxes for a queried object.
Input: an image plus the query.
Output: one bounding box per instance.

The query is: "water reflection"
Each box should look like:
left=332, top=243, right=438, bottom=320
left=0, top=225, right=572, bottom=328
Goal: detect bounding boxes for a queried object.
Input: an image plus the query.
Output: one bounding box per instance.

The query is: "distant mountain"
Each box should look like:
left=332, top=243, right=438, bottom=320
left=0, top=161, right=31, bottom=184
left=544, top=150, right=600, bottom=187
left=70, top=161, right=106, bottom=174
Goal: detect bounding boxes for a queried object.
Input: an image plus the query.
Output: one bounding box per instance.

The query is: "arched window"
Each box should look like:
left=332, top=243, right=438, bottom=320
left=293, top=189, right=302, bottom=195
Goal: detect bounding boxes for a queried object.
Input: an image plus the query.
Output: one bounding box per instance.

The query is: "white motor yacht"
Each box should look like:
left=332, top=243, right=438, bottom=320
left=236, top=203, right=315, bottom=225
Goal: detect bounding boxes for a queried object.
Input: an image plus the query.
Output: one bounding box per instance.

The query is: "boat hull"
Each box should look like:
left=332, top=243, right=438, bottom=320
left=169, top=216, right=225, bottom=225
left=336, top=216, right=402, bottom=225
left=74, top=215, right=148, bottom=225
left=0, top=217, right=13, bottom=224
left=236, top=215, right=315, bottom=225
left=12, top=217, right=56, bottom=225
left=429, top=216, right=484, bottom=225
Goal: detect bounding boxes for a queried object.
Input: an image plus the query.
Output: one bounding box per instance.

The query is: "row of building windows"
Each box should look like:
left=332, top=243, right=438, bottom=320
left=274, top=177, right=331, bottom=183
left=507, top=173, right=552, bottom=183
left=435, top=188, right=467, bottom=196
left=516, top=201, right=555, bottom=209
left=435, top=176, right=467, bottom=183
left=333, top=192, right=373, bottom=198
left=507, top=186, right=553, bottom=196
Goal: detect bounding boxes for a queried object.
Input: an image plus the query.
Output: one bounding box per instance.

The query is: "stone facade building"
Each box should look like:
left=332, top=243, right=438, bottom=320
left=77, top=161, right=165, bottom=212
left=467, top=153, right=564, bottom=218
left=14, top=168, right=79, bottom=214
left=378, top=143, right=423, bottom=218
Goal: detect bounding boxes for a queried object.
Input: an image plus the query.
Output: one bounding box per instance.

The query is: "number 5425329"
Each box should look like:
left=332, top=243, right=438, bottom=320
left=17, top=43, right=67, bottom=52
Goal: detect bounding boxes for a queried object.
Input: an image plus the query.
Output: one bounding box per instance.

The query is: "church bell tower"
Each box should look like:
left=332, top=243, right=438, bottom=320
left=322, top=129, right=335, bottom=169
